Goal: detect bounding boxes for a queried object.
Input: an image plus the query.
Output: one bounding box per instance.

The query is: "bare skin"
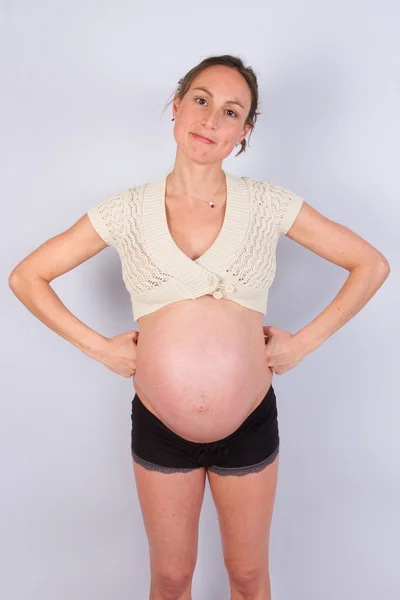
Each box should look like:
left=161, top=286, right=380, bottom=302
left=131, top=175, right=274, bottom=442
left=126, top=65, right=278, bottom=600
left=128, top=63, right=275, bottom=443
left=132, top=453, right=279, bottom=600
left=10, top=61, right=387, bottom=600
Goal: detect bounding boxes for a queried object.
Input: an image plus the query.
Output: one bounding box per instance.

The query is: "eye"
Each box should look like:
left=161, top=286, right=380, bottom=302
left=226, top=109, right=238, bottom=118
left=195, top=97, right=207, bottom=106
left=194, top=97, right=238, bottom=118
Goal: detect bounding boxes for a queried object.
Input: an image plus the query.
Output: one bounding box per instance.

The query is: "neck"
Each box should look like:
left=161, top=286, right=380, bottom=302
left=166, top=157, right=226, bottom=199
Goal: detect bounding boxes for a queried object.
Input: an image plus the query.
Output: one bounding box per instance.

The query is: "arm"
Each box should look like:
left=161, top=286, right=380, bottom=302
left=287, top=201, right=390, bottom=355
left=9, top=214, right=111, bottom=359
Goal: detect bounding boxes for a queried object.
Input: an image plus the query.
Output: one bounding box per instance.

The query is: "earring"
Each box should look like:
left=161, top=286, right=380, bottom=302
left=171, top=117, right=176, bottom=121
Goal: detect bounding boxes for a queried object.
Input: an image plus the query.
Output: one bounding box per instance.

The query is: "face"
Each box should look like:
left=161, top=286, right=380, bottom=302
left=172, top=65, right=253, bottom=164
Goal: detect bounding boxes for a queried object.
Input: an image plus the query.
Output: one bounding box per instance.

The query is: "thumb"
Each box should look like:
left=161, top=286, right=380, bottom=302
left=263, top=325, right=273, bottom=337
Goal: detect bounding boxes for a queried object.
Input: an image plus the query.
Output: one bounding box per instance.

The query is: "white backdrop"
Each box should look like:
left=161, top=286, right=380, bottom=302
left=1, top=1, right=399, bottom=598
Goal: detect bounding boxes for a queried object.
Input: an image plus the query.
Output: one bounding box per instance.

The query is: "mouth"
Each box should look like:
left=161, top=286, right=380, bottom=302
left=191, top=132, right=215, bottom=144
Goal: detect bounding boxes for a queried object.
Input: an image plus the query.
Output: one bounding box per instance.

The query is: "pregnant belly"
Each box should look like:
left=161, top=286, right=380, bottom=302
left=132, top=296, right=273, bottom=443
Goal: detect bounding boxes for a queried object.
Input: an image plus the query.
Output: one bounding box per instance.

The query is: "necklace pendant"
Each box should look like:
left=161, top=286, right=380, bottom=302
left=209, top=201, right=215, bottom=208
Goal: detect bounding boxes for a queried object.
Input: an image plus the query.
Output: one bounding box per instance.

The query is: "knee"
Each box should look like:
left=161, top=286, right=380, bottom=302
left=225, top=560, right=267, bottom=598
left=152, top=567, right=194, bottom=599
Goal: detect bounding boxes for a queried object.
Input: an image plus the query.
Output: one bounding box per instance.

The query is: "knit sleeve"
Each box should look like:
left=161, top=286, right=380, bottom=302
left=269, top=181, right=304, bottom=236
left=86, top=191, right=126, bottom=247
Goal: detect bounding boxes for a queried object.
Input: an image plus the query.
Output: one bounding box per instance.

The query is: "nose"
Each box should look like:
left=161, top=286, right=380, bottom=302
left=201, top=109, right=219, bottom=129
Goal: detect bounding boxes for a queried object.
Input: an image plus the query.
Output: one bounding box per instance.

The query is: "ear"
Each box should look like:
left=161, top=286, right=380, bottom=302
left=172, top=95, right=181, bottom=118
left=239, top=122, right=252, bottom=143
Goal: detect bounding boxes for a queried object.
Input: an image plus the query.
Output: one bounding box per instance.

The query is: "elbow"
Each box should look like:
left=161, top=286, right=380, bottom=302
left=383, top=260, right=391, bottom=276
left=351, top=252, right=391, bottom=283
left=8, top=269, right=26, bottom=292
left=8, top=268, right=33, bottom=290
left=372, top=254, right=391, bottom=284
left=377, top=254, right=391, bottom=276
left=9, top=269, right=21, bottom=289
left=367, top=249, right=391, bottom=276
left=9, top=268, right=46, bottom=291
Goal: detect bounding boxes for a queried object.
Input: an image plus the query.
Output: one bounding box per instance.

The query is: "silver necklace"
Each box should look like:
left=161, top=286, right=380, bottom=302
left=167, top=174, right=225, bottom=209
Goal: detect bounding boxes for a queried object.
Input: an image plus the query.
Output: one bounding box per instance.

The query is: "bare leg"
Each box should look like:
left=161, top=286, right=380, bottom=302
left=132, top=459, right=207, bottom=600
left=207, top=454, right=280, bottom=600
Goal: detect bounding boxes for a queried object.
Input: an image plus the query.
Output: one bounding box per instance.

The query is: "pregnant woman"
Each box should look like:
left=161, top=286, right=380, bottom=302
left=9, top=55, right=390, bottom=600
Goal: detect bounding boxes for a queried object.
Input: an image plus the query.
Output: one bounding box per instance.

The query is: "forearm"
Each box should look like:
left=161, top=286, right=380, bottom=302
left=9, top=272, right=108, bottom=359
left=293, top=260, right=390, bottom=356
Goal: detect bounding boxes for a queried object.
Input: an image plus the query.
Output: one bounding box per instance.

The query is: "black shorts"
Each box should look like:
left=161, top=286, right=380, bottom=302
left=131, top=385, right=280, bottom=476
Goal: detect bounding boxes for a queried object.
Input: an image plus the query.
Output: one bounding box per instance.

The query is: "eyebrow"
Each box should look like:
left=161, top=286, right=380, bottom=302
left=191, top=87, right=245, bottom=110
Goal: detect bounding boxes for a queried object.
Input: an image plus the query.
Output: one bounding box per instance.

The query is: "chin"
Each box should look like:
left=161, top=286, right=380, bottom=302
left=181, top=144, right=217, bottom=163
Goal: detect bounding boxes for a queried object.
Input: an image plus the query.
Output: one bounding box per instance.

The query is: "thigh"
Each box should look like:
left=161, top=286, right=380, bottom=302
left=133, top=460, right=207, bottom=575
left=207, top=454, right=279, bottom=572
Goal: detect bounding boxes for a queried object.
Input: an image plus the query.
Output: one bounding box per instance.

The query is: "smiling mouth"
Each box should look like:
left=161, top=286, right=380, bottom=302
left=191, top=132, right=215, bottom=144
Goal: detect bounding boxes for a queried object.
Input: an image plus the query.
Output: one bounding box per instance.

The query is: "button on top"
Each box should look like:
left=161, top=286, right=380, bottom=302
left=224, top=284, right=234, bottom=293
left=212, top=291, right=223, bottom=299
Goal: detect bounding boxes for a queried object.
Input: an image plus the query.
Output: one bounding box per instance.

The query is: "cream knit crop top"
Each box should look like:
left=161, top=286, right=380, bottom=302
left=86, top=171, right=304, bottom=321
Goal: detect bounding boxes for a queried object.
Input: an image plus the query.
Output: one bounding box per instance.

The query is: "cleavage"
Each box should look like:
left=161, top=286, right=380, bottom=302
left=165, top=196, right=226, bottom=261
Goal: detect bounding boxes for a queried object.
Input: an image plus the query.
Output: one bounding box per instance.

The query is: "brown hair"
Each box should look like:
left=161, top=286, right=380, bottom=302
left=164, top=54, right=261, bottom=157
